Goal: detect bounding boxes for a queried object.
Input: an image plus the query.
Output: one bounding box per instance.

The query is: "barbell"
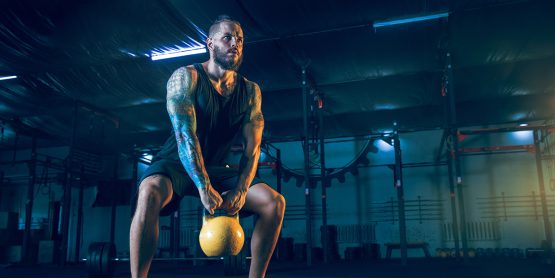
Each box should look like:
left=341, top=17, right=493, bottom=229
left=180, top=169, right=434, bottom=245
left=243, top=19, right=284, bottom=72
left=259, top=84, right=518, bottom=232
left=85, top=242, right=250, bottom=277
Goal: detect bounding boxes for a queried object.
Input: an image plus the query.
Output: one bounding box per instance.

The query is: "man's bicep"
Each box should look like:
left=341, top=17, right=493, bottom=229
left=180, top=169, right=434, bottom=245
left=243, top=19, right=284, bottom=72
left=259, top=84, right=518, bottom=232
left=166, top=67, right=197, bottom=131
left=243, top=83, right=264, bottom=147
left=243, top=110, right=263, bottom=147
left=248, top=83, right=264, bottom=127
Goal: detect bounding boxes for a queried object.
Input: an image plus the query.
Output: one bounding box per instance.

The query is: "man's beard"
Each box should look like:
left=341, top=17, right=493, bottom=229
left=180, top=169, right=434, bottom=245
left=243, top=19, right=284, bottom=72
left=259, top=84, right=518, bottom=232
left=214, top=45, right=243, bottom=71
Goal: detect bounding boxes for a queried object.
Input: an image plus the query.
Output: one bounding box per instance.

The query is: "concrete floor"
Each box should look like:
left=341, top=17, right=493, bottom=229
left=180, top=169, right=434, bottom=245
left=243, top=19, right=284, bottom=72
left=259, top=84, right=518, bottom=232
left=1, top=258, right=555, bottom=278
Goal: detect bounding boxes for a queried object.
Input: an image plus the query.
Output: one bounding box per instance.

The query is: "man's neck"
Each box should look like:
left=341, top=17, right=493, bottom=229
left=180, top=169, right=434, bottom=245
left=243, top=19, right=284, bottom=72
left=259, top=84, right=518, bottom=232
left=204, top=60, right=235, bottom=83
left=203, top=60, right=236, bottom=96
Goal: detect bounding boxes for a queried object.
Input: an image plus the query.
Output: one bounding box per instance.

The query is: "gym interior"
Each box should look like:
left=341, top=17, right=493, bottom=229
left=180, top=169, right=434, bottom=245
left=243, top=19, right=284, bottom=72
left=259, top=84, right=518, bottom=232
left=1, top=0, right=555, bottom=277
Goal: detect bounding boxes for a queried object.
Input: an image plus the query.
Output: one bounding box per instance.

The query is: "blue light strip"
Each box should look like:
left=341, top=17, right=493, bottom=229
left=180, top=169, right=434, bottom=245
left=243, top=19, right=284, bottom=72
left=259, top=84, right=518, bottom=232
left=0, top=75, right=17, bottom=81
left=373, top=11, right=449, bottom=28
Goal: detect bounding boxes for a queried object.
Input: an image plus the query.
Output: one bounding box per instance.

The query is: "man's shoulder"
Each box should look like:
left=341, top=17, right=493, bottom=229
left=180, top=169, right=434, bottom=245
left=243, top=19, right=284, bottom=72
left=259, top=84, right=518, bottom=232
left=242, top=77, right=261, bottom=94
left=171, top=65, right=199, bottom=77
left=167, top=65, right=200, bottom=94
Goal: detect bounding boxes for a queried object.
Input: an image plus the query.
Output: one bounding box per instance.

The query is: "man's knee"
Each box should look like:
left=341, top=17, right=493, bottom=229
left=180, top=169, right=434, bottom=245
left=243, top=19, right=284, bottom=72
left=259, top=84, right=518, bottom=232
left=136, top=175, right=173, bottom=213
left=264, top=192, right=285, bottom=218
left=274, top=193, right=286, bottom=217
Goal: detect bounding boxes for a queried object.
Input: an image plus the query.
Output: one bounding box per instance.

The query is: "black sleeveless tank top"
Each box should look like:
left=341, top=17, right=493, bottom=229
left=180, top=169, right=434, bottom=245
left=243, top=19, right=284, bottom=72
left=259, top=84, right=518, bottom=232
left=154, top=63, right=250, bottom=165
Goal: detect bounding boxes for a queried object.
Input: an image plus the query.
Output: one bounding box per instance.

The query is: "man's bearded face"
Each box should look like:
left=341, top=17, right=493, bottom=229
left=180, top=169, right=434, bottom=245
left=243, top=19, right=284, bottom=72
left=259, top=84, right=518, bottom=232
left=214, top=43, right=243, bottom=71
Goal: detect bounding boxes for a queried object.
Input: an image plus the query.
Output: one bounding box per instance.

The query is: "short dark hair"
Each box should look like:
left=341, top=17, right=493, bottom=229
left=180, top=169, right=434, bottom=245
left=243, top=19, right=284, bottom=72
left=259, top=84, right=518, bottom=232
left=208, top=15, right=241, bottom=37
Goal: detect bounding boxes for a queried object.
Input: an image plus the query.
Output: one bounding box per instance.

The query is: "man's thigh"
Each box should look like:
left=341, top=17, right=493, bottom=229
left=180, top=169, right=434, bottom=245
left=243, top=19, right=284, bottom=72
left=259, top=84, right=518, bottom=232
left=132, top=159, right=197, bottom=216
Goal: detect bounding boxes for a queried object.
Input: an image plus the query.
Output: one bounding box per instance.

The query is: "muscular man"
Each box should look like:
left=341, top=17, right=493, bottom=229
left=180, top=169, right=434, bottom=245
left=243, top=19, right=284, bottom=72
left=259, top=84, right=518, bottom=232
left=130, top=15, right=285, bottom=278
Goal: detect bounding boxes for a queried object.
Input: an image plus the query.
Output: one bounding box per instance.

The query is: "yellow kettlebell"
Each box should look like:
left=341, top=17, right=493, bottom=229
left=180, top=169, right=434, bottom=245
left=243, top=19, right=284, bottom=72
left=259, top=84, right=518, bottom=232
left=199, top=209, right=245, bottom=257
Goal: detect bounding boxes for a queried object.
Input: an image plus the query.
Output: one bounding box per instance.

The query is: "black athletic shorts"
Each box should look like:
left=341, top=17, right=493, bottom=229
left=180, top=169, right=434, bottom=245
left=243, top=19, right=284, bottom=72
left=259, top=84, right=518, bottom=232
left=132, top=159, right=265, bottom=216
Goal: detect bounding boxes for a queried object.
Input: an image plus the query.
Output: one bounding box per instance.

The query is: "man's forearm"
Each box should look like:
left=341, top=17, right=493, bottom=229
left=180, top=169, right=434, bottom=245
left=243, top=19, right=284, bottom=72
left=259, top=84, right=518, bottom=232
left=175, top=131, right=211, bottom=190
left=235, top=81, right=264, bottom=192
left=235, top=148, right=260, bottom=192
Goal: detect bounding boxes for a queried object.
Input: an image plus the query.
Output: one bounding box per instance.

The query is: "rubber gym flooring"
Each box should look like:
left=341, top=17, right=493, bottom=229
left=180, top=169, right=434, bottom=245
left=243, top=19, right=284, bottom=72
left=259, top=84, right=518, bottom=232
left=1, top=258, right=555, bottom=277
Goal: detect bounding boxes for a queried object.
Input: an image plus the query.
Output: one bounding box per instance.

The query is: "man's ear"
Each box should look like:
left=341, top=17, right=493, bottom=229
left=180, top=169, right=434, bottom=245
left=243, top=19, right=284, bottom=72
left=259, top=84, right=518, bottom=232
left=206, top=37, right=214, bottom=52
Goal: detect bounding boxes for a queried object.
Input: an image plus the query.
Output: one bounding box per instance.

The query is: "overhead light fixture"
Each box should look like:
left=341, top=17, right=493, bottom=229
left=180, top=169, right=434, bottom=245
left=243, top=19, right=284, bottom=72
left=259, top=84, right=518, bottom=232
left=151, top=46, right=206, bottom=61
left=373, top=11, right=449, bottom=28
left=519, top=123, right=529, bottom=127
left=0, top=75, right=17, bottom=81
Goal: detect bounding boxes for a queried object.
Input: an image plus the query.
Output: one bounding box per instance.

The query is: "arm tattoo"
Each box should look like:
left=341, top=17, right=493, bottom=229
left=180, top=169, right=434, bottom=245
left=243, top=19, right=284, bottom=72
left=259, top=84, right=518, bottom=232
left=250, top=86, right=264, bottom=128
left=166, top=67, right=211, bottom=189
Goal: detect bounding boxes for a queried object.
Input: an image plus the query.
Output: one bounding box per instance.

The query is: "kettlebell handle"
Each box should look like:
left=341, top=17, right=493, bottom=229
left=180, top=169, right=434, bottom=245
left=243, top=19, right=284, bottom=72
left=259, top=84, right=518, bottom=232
left=202, top=208, right=240, bottom=224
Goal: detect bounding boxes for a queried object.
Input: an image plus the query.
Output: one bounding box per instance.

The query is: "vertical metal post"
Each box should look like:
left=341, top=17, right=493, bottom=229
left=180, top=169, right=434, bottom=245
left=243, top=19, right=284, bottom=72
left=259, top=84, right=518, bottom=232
left=301, top=67, right=313, bottom=265
left=319, top=95, right=328, bottom=263
left=275, top=148, right=283, bottom=260
left=534, top=130, right=553, bottom=260
left=110, top=184, right=117, bottom=244
left=174, top=209, right=181, bottom=258
left=170, top=210, right=176, bottom=258
left=60, top=159, right=73, bottom=265
left=393, top=130, right=407, bottom=265
left=22, top=135, right=37, bottom=263
left=452, top=133, right=468, bottom=259
left=446, top=155, right=461, bottom=256
left=50, top=201, right=61, bottom=240
left=60, top=101, right=78, bottom=265
left=442, top=50, right=460, bottom=256
left=439, top=53, right=460, bottom=257
left=110, top=120, right=121, bottom=245
left=446, top=51, right=468, bottom=260
left=276, top=149, right=282, bottom=194
left=169, top=207, right=181, bottom=259
left=132, top=152, right=139, bottom=216
left=74, top=167, right=85, bottom=262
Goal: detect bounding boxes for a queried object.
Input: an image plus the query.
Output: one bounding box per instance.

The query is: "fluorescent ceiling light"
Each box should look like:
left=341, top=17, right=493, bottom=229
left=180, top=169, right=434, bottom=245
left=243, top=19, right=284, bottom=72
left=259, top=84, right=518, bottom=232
left=519, top=123, right=529, bottom=127
left=151, top=46, right=206, bottom=61
left=0, top=75, right=17, bottom=81
left=373, top=11, right=449, bottom=28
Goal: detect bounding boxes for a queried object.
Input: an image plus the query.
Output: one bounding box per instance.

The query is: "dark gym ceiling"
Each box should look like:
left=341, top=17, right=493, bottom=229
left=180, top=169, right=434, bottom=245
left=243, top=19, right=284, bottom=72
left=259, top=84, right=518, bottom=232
left=0, top=0, right=554, bottom=154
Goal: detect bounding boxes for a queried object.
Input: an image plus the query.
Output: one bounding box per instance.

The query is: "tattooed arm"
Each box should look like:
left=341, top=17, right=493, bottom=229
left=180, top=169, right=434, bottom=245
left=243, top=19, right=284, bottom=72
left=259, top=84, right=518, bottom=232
left=222, top=80, right=264, bottom=215
left=166, top=66, right=222, bottom=213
